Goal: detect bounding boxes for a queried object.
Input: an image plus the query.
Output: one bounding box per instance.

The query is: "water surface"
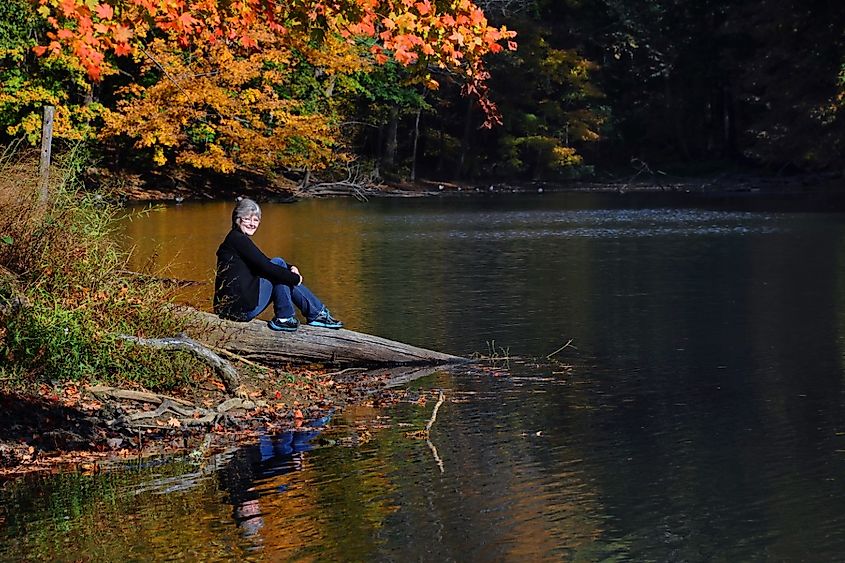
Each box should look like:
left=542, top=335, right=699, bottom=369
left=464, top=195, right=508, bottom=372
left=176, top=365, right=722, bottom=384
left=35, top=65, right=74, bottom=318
left=3, top=191, right=845, bottom=561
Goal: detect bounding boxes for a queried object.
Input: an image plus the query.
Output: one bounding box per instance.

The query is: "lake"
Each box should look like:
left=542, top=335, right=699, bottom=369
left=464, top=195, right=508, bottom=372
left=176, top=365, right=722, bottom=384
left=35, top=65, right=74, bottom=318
left=2, top=191, right=845, bottom=561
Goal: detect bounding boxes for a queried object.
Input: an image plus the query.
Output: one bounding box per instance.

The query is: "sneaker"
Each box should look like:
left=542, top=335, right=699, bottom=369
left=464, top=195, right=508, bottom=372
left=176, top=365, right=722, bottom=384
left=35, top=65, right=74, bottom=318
left=268, top=316, right=299, bottom=332
left=307, top=308, right=343, bottom=329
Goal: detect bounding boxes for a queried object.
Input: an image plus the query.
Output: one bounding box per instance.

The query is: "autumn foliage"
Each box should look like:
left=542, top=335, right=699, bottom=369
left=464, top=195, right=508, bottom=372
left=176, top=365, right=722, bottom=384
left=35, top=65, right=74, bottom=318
left=31, top=0, right=516, bottom=173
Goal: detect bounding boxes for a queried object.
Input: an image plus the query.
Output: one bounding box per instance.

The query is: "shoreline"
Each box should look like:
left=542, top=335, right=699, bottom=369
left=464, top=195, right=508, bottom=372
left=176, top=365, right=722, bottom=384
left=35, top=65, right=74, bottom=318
left=0, top=364, right=433, bottom=478
left=102, top=169, right=845, bottom=204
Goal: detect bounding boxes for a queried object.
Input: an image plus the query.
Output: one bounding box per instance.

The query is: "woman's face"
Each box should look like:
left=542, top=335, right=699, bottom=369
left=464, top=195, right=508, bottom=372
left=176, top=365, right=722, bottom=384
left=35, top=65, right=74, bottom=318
left=237, top=214, right=261, bottom=236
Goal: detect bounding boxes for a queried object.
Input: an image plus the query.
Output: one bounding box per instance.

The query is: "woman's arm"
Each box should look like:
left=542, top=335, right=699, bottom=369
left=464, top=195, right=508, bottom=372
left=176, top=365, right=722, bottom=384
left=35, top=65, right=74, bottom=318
left=231, top=231, right=302, bottom=286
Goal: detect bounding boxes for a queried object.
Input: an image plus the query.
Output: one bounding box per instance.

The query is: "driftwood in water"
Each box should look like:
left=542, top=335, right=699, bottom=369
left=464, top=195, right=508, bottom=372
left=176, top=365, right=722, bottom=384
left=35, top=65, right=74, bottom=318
left=180, top=308, right=465, bottom=367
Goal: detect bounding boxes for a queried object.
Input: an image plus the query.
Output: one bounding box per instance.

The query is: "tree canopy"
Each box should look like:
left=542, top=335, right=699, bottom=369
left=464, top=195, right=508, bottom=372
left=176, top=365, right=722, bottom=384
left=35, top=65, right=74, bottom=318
left=26, top=0, right=515, bottom=173
left=1, top=0, right=842, bottom=184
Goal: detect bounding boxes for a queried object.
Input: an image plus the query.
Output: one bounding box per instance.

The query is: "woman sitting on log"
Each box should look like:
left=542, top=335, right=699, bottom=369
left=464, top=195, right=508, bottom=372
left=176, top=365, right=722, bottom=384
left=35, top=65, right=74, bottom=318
left=214, top=198, right=343, bottom=332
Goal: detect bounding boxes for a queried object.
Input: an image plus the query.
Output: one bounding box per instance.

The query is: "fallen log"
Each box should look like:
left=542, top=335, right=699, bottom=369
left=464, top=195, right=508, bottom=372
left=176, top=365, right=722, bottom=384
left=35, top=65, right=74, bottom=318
left=179, top=307, right=466, bottom=367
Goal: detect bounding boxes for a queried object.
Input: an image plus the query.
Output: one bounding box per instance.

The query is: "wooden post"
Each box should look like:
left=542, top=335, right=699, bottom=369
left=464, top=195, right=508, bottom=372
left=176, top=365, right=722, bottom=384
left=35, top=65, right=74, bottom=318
left=38, top=105, right=54, bottom=204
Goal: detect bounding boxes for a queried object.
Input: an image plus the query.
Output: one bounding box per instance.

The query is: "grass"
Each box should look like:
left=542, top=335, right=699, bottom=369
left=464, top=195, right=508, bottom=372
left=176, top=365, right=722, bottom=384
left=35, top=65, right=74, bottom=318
left=0, top=142, right=205, bottom=390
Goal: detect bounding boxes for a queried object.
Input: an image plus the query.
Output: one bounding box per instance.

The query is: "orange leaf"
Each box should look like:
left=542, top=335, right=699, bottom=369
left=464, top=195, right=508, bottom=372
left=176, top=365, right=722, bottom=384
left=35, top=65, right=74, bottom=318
left=394, top=48, right=417, bottom=65
left=112, top=25, right=132, bottom=43
left=59, top=0, right=78, bottom=17
left=469, top=8, right=485, bottom=26
left=178, top=11, right=198, bottom=29
left=113, top=42, right=131, bottom=56
left=95, top=3, right=113, bottom=20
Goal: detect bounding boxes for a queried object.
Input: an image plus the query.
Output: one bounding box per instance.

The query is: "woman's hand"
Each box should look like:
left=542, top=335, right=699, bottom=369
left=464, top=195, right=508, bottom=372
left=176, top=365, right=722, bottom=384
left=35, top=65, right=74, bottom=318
left=290, top=265, right=303, bottom=285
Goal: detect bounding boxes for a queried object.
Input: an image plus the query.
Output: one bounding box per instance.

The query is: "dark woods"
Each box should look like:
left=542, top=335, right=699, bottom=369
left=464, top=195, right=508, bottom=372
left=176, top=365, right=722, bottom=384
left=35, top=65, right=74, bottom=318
left=371, top=0, right=845, bottom=182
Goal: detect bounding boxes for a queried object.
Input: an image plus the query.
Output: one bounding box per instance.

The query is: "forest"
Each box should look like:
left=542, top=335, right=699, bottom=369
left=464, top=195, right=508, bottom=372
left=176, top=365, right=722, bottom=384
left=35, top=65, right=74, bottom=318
left=1, top=0, right=843, bottom=189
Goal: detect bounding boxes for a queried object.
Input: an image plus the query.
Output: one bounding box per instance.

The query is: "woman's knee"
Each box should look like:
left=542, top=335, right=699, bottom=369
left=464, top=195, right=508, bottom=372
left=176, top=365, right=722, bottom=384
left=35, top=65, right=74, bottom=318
left=270, top=257, right=287, bottom=267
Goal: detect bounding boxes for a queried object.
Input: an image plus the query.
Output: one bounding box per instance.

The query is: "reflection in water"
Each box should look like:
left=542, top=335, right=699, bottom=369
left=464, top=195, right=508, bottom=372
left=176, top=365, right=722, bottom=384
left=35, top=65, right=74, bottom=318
left=4, top=192, right=845, bottom=560
left=229, top=428, right=323, bottom=549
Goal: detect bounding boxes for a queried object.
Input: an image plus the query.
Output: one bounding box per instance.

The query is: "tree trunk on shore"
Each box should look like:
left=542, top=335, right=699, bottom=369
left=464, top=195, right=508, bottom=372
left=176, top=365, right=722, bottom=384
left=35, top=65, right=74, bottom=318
left=410, top=108, right=421, bottom=181
left=456, top=99, right=474, bottom=178
left=383, top=106, right=399, bottom=168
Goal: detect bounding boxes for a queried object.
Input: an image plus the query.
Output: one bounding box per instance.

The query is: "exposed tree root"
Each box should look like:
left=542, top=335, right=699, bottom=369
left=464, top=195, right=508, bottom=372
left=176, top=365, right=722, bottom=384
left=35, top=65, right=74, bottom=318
left=89, top=389, right=260, bottom=432
left=118, top=334, right=240, bottom=395
left=87, top=385, right=194, bottom=406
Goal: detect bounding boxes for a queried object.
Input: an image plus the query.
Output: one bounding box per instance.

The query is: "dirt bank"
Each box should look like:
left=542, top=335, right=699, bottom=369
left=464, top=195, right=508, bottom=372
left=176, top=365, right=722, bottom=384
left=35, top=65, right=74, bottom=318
left=0, top=364, right=432, bottom=478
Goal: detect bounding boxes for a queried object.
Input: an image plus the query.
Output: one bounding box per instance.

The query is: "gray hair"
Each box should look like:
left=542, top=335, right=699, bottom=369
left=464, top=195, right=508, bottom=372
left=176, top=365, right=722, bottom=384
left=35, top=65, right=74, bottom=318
left=232, top=197, right=261, bottom=227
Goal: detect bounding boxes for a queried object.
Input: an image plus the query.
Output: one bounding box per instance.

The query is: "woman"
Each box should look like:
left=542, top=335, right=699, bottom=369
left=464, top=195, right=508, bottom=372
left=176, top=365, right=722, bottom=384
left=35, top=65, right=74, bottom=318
left=213, top=198, right=342, bottom=331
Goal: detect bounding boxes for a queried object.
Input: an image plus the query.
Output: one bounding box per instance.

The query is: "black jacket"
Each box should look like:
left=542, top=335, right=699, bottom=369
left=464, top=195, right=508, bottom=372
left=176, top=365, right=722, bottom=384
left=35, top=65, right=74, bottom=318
left=214, top=228, right=302, bottom=320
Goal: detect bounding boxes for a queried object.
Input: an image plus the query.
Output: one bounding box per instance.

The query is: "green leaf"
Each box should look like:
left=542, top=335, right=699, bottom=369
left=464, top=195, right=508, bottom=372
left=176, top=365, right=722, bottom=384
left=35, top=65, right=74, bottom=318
left=1, top=235, right=13, bottom=245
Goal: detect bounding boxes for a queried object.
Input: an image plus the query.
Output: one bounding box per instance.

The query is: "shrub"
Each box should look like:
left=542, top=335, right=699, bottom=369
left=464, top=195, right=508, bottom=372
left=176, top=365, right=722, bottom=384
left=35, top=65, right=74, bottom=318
left=0, top=142, right=204, bottom=389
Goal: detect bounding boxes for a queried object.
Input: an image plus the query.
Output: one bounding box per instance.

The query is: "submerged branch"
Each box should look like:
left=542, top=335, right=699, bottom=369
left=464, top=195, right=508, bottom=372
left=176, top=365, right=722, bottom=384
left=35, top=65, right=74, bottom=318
left=427, top=438, right=444, bottom=473
left=426, top=391, right=446, bottom=473
left=425, top=390, right=445, bottom=433
left=547, top=338, right=575, bottom=359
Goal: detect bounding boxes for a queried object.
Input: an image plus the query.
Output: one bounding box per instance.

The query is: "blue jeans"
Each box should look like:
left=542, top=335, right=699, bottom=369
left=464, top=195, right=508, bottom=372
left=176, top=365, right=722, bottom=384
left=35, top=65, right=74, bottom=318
left=245, top=257, right=325, bottom=321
